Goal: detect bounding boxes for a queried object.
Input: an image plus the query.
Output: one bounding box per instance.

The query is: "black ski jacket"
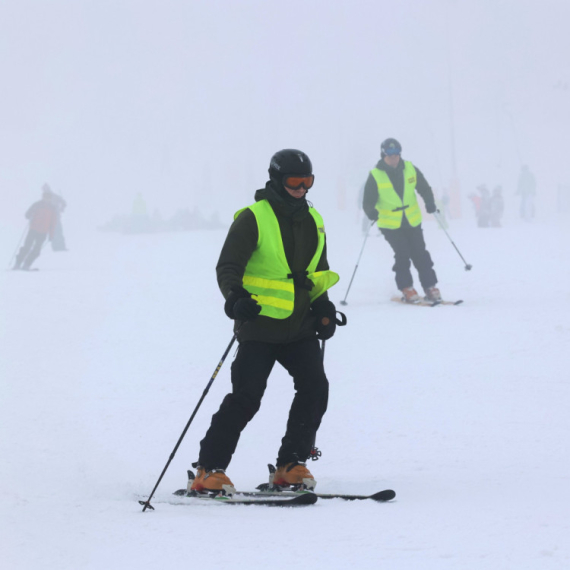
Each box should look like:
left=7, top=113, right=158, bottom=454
left=362, top=158, right=435, bottom=222
left=216, top=183, right=331, bottom=344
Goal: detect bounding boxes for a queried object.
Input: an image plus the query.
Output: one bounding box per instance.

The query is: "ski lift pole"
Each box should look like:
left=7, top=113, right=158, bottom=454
left=340, top=220, right=376, bottom=306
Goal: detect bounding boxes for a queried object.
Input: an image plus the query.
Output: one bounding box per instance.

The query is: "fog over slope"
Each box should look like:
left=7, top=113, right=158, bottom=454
left=1, top=0, right=569, bottom=230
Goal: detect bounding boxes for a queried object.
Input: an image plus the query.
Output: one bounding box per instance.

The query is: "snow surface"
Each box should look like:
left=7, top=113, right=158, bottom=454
left=1, top=215, right=569, bottom=570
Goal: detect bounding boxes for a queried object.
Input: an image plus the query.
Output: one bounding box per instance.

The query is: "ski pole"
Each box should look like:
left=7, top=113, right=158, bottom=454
left=310, top=311, right=347, bottom=462
left=310, top=339, right=327, bottom=462
left=340, top=220, right=376, bottom=305
left=7, top=223, right=28, bottom=270
left=433, top=212, right=473, bottom=271
left=139, top=331, right=239, bottom=512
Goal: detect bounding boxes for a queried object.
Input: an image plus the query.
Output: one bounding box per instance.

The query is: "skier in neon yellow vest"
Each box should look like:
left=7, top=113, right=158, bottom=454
left=190, top=149, right=340, bottom=494
left=362, top=138, right=442, bottom=303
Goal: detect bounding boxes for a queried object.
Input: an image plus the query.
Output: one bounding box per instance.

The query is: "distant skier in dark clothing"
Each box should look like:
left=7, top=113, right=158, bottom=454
left=362, top=138, right=441, bottom=303
left=190, top=149, right=340, bottom=495
left=517, top=165, right=536, bottom=221
left=13, top=188, right=58, bottom=270
left=490, top=186, right=504, bottom=227
left=43, top=184, right=68, bottom=251
left=476, top=185, right=492, bottom=227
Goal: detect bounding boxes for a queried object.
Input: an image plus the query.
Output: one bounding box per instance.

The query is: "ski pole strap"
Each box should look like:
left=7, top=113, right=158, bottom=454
left=335, top=311, right=347, bottom=326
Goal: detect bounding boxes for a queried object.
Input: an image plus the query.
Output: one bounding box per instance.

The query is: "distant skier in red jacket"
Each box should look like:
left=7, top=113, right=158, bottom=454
left=13, top=188, right=58, bottom=270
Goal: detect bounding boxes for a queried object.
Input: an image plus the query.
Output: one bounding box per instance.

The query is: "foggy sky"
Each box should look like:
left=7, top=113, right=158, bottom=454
left=1, top=0, right=569, bottom=230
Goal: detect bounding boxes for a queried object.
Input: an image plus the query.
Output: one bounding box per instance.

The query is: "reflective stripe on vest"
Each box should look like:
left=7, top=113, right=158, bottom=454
left=234, top=200, right=339, bottom=319
left=371, top=161, right=422, bottom=229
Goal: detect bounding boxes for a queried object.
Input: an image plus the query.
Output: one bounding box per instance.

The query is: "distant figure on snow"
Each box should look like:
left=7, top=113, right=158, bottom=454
left=489, top=186, right=504, bottom=227
left=469, top=184, right=492, bottom=227
left=13, top=186, right=58, bottom=270
left=477, top=185, right=492, bottom=227
left=516, top=165, right=536, bottom=221
left=43, top=184, right=68, bottom=251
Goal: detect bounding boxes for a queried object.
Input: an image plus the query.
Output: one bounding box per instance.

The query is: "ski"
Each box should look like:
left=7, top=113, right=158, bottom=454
left=174, top=488, right=395, bottom=502
left=253, top=485, right=396, bottom=502
left=391, top=295, right=463, bottom=307
left=174, top=469, right=395, bottom=506
left=170, top=489, right=317, bottom=507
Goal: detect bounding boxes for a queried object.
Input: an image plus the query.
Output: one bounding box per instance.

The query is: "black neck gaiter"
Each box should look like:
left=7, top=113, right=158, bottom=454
left=256, top=181, right=309, bottom=221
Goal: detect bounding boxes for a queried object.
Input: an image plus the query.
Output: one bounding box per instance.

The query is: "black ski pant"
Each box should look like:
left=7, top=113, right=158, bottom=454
left=381, top=223, right=437, bottom=291
left=198, top=337, right=328, bottom=471
left=14, top=230, right=47, bottom=270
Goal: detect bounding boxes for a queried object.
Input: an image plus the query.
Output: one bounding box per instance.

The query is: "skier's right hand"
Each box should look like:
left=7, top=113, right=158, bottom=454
left=232, top=297, right=261, bottom=321
left=224, top=286, right=261, bottom=321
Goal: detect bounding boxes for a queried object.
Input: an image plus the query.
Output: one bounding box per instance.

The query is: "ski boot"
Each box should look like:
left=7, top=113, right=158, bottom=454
left=259, top=462, right=316, bottom=491
left=188, top=465, right=236, bottom=496
left=401, top=287, right=421, bottom=304
left=424, top=286, right=442, bottom=303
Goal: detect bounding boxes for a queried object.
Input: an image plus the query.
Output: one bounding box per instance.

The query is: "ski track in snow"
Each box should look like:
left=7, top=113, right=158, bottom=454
left=1, top=217, right=569, bottom=570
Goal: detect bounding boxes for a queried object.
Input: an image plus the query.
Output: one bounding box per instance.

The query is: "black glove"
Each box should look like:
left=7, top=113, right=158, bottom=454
left=425, top=202, right=438, bottom=214
left=311, top=298, right=337, bottom=340
left=224, top=286, right=261, bottom=322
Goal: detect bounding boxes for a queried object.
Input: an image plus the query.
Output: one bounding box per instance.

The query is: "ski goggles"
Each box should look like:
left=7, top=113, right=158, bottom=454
left=283, top=174, right=315, bottom=190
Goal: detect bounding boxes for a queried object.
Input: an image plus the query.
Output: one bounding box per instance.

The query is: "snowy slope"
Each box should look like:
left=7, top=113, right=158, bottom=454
left=1, top=217, right=569, bottom=570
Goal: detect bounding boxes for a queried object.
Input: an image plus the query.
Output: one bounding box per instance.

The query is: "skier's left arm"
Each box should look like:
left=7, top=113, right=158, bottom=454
left=313, top=237, right=331, bottom=304
left=415, top=166, right=437, bottom=214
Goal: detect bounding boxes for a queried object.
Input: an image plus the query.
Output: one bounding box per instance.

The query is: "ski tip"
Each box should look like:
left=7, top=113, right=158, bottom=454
left=370, top=489, right=396, bottom=502
left=288, top=492, right=318, bottom=505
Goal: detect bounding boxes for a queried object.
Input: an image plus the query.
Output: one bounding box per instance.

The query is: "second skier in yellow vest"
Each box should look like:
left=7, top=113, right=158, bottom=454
left=363, top=138, right=442, bottom=303
left=190, top=149, right=340, bottom=494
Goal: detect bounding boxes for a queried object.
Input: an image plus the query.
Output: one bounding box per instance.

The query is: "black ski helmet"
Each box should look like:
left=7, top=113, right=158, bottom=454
left=381, top=138, right=402, bottom=158
left=269, top=149, right=313, bottom=180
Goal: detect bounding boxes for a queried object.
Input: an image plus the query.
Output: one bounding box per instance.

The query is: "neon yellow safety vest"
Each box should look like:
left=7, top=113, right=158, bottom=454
left=371, top=161, right=422, bottom=229
left=234, top=199, right=339, bottom=320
